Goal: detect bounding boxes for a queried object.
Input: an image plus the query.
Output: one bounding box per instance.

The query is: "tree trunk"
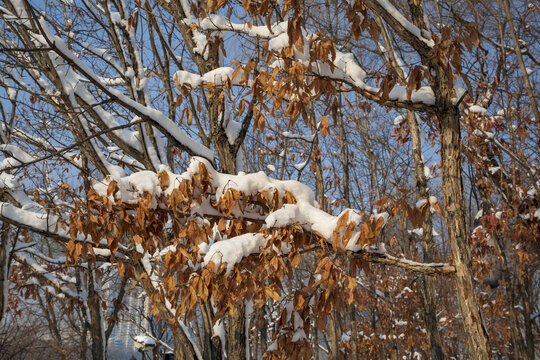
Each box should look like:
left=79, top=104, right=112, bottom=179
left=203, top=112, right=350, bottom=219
left=227, top=303, right=247, bottom=360
left=439, top=103, right=491, bottom=359
left=87, top=269, right=106, bottom=360
left=375, top=12, right=445, bottom=356
left=312, top=325, right=320, bottom=360
left=408, top=111, right=446, bottom=360
left=172, top=324, right=198, bottom=360
left=212, top=128, right=248, bottom=360
left=79, top=315, right=88, bottom=360
left=201, top=303, right=222, bottom=360
left=308, top=103, right=325, bottom=209
left=516, top=265, right=535, bottom=359
left=0, top=224, right=8, bottom=324
left=337, top=96, right=351, bottom=210
left=337, top=98, right=358, bottom=359
left=329, top=311, right=340, bottom=360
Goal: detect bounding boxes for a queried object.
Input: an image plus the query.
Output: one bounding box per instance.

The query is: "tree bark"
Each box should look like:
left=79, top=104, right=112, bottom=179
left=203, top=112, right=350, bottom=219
left=337, top=96, right=351, bottom=210
left=329, top=311, right=340, bottom=360
left=172, top=324, right=198, bottom=360
left=374, top=11, right=445, bottom=356
left=516, top=265, right=535, bottom=359
left=439, top=103, right=491, bottom=359
left=79, top=312, right=88, bottom=360
left=227, top=303, right=247, bottom=360
left=308, top=103, right=325, bottom=209
left=397, top=0, right=493, bottom=352
left=105, top=275, right=128, bottom=343
left=0, top=224, right=8, bottom=324
left=201, top=302, right=222, bottom=360
left=336, top=95, right=358, bottom=360
left=87, top=269, right=106, bottom=360
left=408, top=111, right=445, bottom=360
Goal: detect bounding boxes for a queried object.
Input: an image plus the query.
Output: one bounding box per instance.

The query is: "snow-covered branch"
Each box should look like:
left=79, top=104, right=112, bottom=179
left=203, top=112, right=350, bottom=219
left=91, top=157, right=455, bottom=276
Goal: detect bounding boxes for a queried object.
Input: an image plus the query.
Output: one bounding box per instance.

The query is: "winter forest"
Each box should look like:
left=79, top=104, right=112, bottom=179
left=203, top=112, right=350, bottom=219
left=0, top=0, right=538, bottom=359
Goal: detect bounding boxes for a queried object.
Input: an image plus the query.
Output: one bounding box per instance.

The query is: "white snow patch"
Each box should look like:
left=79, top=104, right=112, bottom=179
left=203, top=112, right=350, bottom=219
left=204, top=233, right=267, bottom=274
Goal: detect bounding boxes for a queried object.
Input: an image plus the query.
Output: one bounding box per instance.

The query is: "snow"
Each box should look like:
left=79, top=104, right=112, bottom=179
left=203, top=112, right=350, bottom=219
left=107, top=89, right=215, bottom=161
left=374, top=211, right=390, bottom=224
left=0, top=173, right=39, bottom=210
left=396, top=286, right=413, bottom=299
left=266, top=164, right=276, bottom=172
left=453, top=87, right=467, bottom=104
left=389, top=85, right=435, bottom=105
left=409, top=228, right=423, bottom=237
left=175, top=70, right=202, bottom=87
left=0, top=144, right=35, bottom=170
left=92, top=157, right=390, bottom=269
left=0, top=202, right=61, bottom=236
left=266, top=205, right=376, bottom=252
left=394, top=115, right=406, bottom=125
left=174, top=67, right=240, bottom=88
left=191, top=30, right=210, bottom=59
left=265, top=21, right=442, bottom=111
left=225, top=119, right=242, bottom=144
left=92, top=248, right=112, bottom=257
left=203, top=67, right=235, bottom=85
left=245, top=301, right=253, bottom=360
left=475, top=209, right=483, bottom=220
left=124, top=67, right=135, bottom=79
left=33, top=18, right=213, bottom=163
left=2, top=84, right=16, bottom=101
left=186, top=15, right=288, bottom=39
left=134, top=335, right=156, bottom=346
left=198, top=158, right=316, bottom=205
left=407, top=228, right=440, bottom=237
left=292, top=328, right=307, bottom=342
left=282, top=131, right=315, bottom=142
left=468, top=105, right=487, bottom=114
left=424, top=165, right=432, bottom=179
left=213, top=319, right=226, bottom=354
left=293, top=160, right=308, bottom=171
left=268, top=33, right=291, bottom=52
left=16, top=252, right=77, bottom=297
left=0, top=3, right=482, bottom=325
left=374, top=0, right=434, bottom=47
left=94, top=170, right=161, bottom=205
left=203, top=233, right=267, bottom=274
left=95, top=157, right=316, bottom=206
